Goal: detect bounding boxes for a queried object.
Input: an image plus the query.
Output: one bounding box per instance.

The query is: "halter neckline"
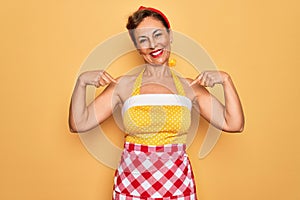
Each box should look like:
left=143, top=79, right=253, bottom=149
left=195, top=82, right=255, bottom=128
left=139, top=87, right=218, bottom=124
left=131, top=68, right=186, bottom=96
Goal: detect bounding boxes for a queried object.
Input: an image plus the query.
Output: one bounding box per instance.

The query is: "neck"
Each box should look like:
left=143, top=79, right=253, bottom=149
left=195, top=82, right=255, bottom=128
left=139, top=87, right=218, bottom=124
left=143, top=64, right=171, bottom=78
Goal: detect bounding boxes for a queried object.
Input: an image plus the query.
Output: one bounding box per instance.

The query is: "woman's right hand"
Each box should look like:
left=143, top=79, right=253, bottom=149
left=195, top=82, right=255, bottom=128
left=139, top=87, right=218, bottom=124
left=78, top=70, right=117, bottom=87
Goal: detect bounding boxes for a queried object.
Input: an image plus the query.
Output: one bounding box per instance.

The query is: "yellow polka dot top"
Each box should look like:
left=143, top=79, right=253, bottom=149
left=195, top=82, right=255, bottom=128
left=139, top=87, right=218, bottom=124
left=122, top=69, right=192, bottom=145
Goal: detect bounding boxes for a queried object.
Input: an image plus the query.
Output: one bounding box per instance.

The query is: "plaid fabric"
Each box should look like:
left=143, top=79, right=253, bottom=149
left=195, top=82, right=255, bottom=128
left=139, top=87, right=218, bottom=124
left=113, top=190, right=197, bottom=200
left=113, top=142, right=197, bottom=199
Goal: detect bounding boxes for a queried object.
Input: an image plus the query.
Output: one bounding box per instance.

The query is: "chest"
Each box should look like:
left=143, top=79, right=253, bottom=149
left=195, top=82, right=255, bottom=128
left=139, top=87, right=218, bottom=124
left=123, top=105, right=191, bottom=134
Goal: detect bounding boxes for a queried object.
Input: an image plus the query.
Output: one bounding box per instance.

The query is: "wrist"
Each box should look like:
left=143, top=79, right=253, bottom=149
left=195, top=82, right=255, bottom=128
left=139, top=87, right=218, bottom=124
left=77, top=75, right=87, bottom=87
left=221, top=71, right=231, bottom=85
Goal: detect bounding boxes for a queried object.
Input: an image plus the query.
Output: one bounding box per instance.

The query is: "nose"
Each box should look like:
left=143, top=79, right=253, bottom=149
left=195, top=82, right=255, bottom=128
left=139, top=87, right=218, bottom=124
left=148, top=37, right=156, bottom=49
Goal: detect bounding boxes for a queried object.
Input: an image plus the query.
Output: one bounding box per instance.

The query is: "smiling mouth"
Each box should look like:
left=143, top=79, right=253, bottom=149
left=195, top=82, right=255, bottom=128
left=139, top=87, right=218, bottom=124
left=150, top=49, right=164, bottom=58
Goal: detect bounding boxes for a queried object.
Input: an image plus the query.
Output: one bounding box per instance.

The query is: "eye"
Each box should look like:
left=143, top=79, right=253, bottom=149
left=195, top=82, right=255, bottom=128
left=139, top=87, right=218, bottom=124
left=154, top=33, right=162, bottom=38
left=138, top=38, right=147, bottom=44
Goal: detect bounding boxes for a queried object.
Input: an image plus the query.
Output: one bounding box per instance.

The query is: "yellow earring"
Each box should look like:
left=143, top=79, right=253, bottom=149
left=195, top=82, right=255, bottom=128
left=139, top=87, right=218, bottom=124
left=168, top=58, right=176, bottom=67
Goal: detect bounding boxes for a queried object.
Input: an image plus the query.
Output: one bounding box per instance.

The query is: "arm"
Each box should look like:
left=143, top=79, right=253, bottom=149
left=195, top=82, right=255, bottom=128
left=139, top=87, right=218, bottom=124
left=68, top=70, right=119, bottom=133
left=189, top=71, right=244, bottom=133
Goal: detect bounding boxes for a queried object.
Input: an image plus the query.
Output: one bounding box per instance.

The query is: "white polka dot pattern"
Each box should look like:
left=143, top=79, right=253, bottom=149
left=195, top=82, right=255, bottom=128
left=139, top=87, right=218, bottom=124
left=123, top=68, right=192, bottom=145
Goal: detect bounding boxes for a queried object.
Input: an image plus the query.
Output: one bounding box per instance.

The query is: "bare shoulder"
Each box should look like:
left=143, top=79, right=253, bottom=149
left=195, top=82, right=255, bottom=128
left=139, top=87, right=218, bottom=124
left=115, top=73, right=141, bottom=89
left=116, top=74, right=138, bottom=84
left=99, top=74, right=136, bottom=95
left=179, top=77, right=193, bottom=85
left=114, top=73, right=140, bottom=103
left=182, top=77, right=211, bottom=98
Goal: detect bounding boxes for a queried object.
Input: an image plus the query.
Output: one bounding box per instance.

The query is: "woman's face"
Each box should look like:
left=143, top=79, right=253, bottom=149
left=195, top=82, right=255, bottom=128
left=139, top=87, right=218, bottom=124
left=134, top=17, right=172, bottom=66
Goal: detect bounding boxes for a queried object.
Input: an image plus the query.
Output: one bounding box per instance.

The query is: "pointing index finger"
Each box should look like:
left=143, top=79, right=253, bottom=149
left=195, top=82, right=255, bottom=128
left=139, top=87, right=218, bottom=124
left=189, top=73, right=203, bottom=86
left=189, top=79, right=198, bottom=86
left=104, top=72, right=117, bottom=83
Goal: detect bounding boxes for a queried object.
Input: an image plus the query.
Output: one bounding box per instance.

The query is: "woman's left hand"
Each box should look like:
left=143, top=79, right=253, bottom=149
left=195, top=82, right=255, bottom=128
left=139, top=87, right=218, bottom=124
left=188, top=70, right=244, bottom=132
left=189, top=70, right=229, bottom=87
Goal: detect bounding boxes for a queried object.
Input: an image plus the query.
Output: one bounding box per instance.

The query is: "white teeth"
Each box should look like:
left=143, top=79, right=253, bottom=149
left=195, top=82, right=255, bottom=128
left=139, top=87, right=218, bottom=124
left=151, top=49, right=162, bottom=56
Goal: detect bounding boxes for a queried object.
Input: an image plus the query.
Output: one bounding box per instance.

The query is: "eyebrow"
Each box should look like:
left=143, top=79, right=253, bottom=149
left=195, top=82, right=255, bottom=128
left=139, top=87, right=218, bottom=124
left=138, top=35, right=147, bottom=39
left=137, top=29, right=163, bottom=39
left=153, top=29, right=162, bottom=35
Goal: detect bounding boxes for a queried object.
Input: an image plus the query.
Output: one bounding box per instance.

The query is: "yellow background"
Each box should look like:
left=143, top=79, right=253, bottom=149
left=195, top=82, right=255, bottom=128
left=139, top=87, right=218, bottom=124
left=1, top=0, right=299, bottom=199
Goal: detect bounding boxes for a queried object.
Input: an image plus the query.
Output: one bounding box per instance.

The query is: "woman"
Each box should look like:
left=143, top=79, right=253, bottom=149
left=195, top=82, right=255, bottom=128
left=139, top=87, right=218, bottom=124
left=69, top=6, right=244, bottom=200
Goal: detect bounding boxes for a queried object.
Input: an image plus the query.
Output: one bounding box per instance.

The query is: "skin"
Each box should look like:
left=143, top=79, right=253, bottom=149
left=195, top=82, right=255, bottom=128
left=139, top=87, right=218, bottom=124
left=69, top=16, right=244, bottom=133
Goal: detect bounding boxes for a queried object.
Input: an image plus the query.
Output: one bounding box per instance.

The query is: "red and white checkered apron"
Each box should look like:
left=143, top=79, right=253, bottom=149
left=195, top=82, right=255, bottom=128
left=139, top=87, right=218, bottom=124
left=113, top=142, right=197, bottom=200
